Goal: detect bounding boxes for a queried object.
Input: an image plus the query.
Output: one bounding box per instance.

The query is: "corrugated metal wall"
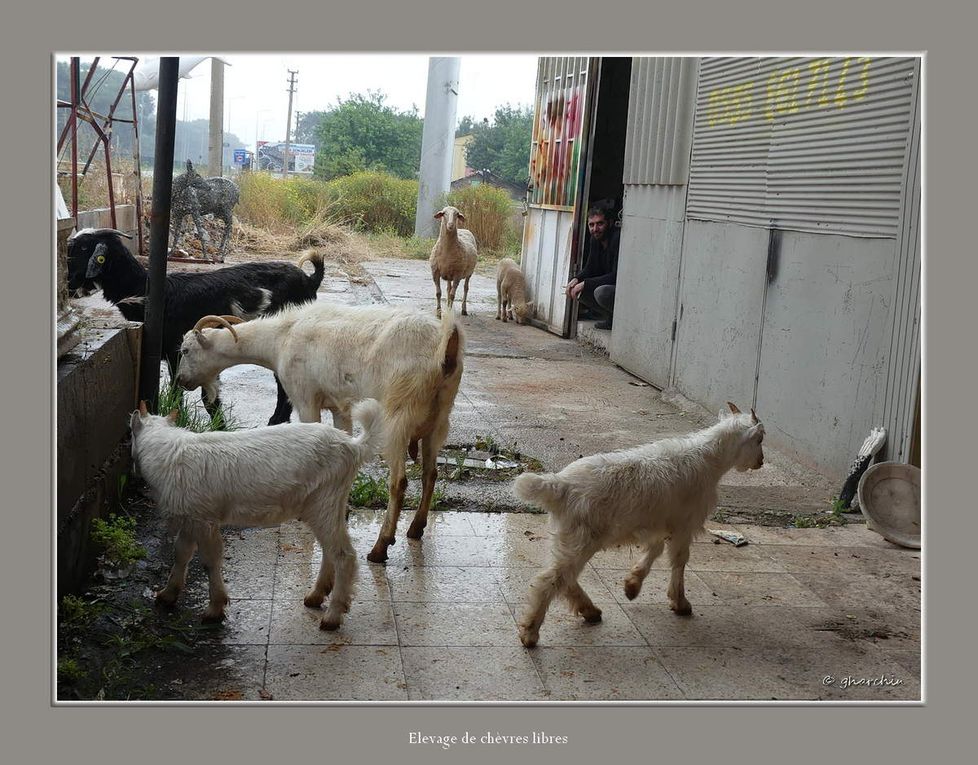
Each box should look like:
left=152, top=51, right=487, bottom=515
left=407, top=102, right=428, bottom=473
left=878, top=62, right=921, bottom=464
left=687, top=56, right=917, bottom=237
left=623, top=57, right=699, bottom=185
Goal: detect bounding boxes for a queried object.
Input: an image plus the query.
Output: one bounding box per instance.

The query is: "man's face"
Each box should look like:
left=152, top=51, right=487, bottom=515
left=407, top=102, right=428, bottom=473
left=587, top=214, right=609, bottom=241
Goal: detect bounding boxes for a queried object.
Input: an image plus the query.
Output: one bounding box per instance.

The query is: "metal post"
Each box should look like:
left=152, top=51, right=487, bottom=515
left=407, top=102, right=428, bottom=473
left=208, top=58, right=224, bottom=177
left=70, top=58, right=79, bottom=218
left=139, top=57, right=179, bottom=411
left=414, top=57, right=461, bottom=238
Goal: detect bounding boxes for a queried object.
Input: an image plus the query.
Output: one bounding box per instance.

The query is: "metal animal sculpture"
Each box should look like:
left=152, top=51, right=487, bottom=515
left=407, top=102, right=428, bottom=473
left=170, top=160, right=239, bottom=261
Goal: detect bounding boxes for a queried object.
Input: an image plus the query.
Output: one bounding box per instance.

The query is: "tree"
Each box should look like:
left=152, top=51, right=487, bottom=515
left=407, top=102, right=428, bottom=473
left=295, top=110, right=326, bottom=145
left=312, top=91, right=423, bottom=180
left=457, top=104, right=533, bottom=187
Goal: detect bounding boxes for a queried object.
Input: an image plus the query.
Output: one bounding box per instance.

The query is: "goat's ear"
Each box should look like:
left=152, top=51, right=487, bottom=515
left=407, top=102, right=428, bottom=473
left=166, top=408, right=180, bottom=423
left=457, top=211, right=466, bottom=221
left=433, top=210, right=444, bottom=219
left=85, top=242, right=109, bottom=278
left=750, top=407, right=758, bottom=424
left=726, top=402, right=741, bottom=414
left=194, top=329, right=211, bottom=348
left=129, top=410, right=143, bottom=437
left=138, top=400, right=149, bottom=415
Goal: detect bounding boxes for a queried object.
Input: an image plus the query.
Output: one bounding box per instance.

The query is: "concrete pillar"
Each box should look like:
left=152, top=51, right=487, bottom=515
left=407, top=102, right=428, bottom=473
left=208, top=59, right=225, bottom=177
left=414, top=57, right=461, bottom=238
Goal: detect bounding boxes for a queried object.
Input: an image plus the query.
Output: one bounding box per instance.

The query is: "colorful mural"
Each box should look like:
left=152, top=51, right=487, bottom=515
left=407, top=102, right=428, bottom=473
left=528, top=59, right=588, bottom=208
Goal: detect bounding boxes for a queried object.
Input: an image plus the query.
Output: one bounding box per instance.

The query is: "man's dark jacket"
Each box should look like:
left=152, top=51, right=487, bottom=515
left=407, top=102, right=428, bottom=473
left=574, top=226, right=620, bottom=292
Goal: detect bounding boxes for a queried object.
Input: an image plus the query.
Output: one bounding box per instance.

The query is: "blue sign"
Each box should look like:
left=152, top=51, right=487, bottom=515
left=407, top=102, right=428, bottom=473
left=233, top=149, right=247, bottom=164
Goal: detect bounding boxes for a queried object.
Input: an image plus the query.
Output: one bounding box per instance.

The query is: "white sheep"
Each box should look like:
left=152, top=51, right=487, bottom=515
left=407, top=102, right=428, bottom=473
left=173, top=302, right=465, bottom=565
left=512, top=402, right=766, bottom=648
left=430, top=206, right=478, bottom=318
left=495, top=258, right=534, bottom=324
left=130, top=398, right=384, bottom=630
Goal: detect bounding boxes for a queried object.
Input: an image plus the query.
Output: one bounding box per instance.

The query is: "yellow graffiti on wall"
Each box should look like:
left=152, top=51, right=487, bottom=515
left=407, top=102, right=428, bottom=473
left=706, top=57, right=873, bottom=128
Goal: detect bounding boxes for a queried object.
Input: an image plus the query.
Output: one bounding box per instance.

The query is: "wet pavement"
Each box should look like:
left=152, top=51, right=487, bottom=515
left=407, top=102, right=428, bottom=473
left=71, top=256, right=922, bottom=701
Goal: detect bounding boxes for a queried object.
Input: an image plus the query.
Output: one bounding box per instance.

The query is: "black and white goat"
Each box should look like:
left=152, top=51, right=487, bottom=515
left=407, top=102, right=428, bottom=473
left=66, top=227, right=325, bottom=424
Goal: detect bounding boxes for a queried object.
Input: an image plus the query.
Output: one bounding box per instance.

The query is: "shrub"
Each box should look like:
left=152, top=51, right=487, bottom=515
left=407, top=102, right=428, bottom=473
left=90, top=514, right=146, bottom=568
left=325, top=171, right=418, bottom=236
left=443, top=184, right=522, bottom=254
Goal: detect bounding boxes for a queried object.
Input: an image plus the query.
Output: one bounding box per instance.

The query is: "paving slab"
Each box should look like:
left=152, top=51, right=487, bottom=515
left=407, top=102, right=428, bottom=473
left=65, top=256, right=922, bottom=703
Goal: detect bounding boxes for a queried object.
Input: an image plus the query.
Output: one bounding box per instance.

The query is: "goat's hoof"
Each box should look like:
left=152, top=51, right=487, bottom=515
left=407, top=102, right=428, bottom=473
left=405, top=522, right=426, bottom=540
left=623, top=580, right=641, bottom=600
left=518, top=627, right=539, bottom=649
left=670, top=600, right=693, bottom=616
left=461, top=310, right=469, bottom=316
left=319, top=617, right=342, bottom=631
left=366, top=548, right=389, bottom=564
left=201, top=609, right=226, bottom=624
left=154, top=589, right=179, bottom=608
left=304, top=592, right=326, bottom=608
left=580, top=606, right=603, bottom=624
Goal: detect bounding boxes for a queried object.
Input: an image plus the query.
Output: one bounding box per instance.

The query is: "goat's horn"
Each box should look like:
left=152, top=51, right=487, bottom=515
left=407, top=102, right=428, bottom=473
left=220, top=315, right=245, bottom=325
left=192, top=315, right=240, bottom=342
left=726, top=402, right=741, bottom=414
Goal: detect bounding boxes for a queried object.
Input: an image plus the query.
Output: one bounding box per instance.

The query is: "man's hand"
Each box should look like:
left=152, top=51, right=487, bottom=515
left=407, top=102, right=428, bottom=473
left=565, top=278, right=579, bottom=299
left=569, top=280, right=585, bottom=299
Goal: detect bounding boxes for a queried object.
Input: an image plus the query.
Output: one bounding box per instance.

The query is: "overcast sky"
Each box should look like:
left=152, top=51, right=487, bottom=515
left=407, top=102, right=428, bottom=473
left=62, top=54, right=540, bottom=148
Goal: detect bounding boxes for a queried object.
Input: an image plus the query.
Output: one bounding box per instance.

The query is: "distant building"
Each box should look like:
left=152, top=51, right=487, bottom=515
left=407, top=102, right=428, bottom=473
left=452, top=134, right=475, bottom=181
left=450, top=168, right=526, bottom=202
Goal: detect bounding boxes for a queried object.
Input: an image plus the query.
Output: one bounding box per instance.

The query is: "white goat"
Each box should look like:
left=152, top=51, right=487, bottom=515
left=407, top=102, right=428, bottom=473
left=495, top=258, right=534, bottom=324
left=430, top=206, right=478, bottom=318
left=512, top=402, right=765, bottom=648
left=129, top=398, right=384, bottom=630
left=173, top=302, right=465, bottom=564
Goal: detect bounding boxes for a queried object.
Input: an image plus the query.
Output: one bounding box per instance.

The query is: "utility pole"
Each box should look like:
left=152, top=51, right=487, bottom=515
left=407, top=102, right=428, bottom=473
left=283, top=69, right=297, bottom=177
left=414, top=57, right=461, bottom=238
left=207, top=58, right=225, bottom=176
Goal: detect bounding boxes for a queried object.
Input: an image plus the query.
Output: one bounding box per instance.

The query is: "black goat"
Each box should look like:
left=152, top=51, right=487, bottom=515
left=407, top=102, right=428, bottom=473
left=66, top=227, right=325, bottom=425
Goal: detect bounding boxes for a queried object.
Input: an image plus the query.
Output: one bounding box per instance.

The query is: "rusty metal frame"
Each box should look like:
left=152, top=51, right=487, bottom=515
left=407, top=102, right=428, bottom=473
left=57, top=56, right=145, bottom=258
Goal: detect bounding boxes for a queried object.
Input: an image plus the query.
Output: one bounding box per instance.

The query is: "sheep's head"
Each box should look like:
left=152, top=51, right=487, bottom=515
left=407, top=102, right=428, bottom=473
left=433, top=206, right=465, bottom=232
left=721, top=402, right=765, bottom=472
left=66, top=228, right=134, bottom=295
left=512, top=301, right=535, bottom=324
left=173, top=315, right=244, bottom=392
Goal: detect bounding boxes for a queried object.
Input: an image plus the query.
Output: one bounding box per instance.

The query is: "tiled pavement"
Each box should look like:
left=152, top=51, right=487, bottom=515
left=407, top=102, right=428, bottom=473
left=173, top=510, right=921, bottom=702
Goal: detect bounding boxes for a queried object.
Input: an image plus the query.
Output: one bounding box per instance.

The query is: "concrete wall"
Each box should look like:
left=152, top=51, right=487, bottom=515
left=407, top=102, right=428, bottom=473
left=57, top=323, right=141, bottom=595
left=75, top=204, right=138, bottom=255
left=610, top=185, right=687, bottom=388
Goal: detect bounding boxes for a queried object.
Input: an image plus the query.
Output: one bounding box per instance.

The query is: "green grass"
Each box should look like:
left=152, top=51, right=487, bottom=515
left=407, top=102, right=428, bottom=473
left=90, top=513, right=147, bottom=568
left=156, top=381, right=238, bottom=433
left=349, top=471, right=390, bottom=508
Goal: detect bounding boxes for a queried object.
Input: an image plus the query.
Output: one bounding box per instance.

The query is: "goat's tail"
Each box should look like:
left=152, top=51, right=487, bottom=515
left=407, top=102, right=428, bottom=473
left=296, top=249, right=326, bottom=292
left=435, top=309, right=465, bottom=378
left=514, top=472, right=568, bottom=511
left=350, top=398, right=385, bottom=464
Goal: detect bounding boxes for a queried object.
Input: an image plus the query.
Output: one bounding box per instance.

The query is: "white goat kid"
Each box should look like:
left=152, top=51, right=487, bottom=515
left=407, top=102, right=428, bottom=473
left=173, top=304, right=464, bottom=564
left=430, top=206, right=478, bottom=318
left=495, top=257, right=534, bottom=324
left=130, top=398, right=384, bottom=630
left=512, top=402, right=765, bottom=648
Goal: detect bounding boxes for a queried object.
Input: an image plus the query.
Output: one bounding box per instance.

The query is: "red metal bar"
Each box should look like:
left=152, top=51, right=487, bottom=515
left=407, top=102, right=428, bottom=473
left=70, top=58, right=78, bottom=219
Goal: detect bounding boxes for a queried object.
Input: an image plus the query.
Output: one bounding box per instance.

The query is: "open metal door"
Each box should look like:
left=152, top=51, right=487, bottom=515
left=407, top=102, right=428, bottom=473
left=520, top=57, right=596, bottom=336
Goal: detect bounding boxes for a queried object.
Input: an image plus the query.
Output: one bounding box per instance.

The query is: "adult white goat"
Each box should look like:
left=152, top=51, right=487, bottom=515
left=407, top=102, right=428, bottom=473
left=173, top=302, right=465, bottom=564
left=130, top=398, right=384, bottom=630
left=430, top=206, right=478, bottom=318
left=512, top=402, right=765, bottom=648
